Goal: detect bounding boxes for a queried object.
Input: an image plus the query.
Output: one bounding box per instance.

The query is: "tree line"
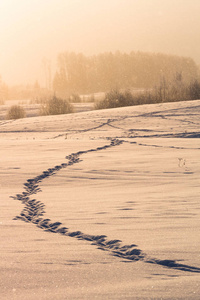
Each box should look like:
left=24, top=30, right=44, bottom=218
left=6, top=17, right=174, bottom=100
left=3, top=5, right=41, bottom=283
left=53, top=51, right=199, bottom=97
left=1, top=51, right=199, bottom=102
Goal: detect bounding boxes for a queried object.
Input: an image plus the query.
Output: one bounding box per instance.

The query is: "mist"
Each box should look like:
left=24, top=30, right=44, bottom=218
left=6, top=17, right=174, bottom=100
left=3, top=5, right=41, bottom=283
left=0, top=0, right=200, bottom=86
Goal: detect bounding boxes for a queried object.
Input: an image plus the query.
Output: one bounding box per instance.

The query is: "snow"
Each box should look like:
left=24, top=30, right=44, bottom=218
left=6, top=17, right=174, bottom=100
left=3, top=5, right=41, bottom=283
left=1, top=100, right=200, bottom=299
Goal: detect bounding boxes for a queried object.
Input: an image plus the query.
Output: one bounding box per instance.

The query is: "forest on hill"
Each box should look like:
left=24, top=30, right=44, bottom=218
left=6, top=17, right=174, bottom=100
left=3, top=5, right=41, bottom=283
left=1, top=51, right=199, bottom=102
left=53, top=51, right=199, bottom=97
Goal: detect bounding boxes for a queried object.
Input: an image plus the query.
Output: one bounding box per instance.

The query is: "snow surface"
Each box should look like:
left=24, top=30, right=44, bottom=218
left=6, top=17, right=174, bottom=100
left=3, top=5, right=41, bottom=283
left=1, top=100, right=200, bottom=299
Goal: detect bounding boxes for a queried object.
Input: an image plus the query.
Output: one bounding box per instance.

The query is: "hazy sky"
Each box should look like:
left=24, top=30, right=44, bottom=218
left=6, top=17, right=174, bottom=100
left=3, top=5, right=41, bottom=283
left=0, top=0, right=200, bottom=86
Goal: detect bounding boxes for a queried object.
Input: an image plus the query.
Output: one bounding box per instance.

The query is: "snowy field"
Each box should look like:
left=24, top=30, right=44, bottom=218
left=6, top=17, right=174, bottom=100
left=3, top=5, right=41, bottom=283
left=1, top=100, right=200, bottom=299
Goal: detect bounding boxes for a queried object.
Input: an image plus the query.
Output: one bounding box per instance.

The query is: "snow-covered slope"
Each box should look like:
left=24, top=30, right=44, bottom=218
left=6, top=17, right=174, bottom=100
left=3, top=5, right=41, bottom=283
left=1, top=100, right=200, bottom=299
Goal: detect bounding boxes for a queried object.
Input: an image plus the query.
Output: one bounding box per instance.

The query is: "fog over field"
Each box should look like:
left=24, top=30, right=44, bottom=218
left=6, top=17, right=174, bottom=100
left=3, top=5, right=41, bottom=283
left=0, top=0, right=200, bottom=86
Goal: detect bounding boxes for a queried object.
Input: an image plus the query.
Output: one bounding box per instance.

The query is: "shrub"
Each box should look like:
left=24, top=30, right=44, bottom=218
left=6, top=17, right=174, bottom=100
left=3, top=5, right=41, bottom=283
left=188, top=80, right=200, bottom=99
left=6, top=105, right=26, bottom=119
left=94, top=90, right=136, bottom=109
left=94, top=78, right=200, bottom=110
left=40, top=95, right=74, bottom=116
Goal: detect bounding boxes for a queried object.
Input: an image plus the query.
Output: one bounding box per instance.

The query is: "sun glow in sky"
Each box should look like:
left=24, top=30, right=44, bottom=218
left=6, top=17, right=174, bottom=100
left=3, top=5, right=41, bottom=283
left=0, top=0, right=200, bottom=86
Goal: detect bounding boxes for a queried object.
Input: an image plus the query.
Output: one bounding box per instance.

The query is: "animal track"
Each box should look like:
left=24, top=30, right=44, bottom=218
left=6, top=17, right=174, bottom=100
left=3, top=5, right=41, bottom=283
left=11, top=138, right=200, bottom=273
